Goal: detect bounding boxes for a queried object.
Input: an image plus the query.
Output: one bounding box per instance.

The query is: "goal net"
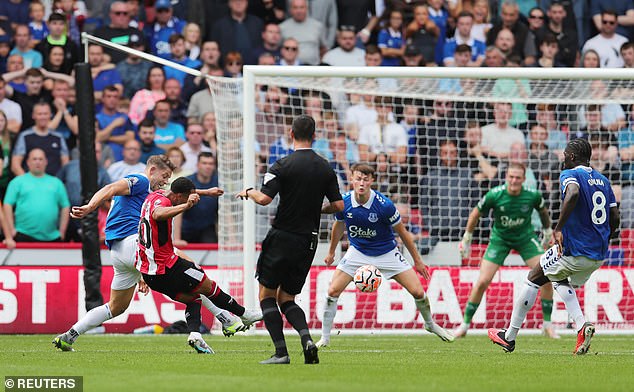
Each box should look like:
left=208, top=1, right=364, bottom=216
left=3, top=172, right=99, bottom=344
left=211, top=66, right=634, bottom=333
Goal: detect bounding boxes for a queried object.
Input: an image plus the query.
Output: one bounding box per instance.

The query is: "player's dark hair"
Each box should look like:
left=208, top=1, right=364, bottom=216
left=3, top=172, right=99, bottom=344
left=171, top=176, right=195, bottom=195
left=292, top=115, right=316, bottom=141
left=147, top=154, right=176, bottom=171
left=566, top=138, right=592, bottom=165
left=351, top=163, right=376, bottom=179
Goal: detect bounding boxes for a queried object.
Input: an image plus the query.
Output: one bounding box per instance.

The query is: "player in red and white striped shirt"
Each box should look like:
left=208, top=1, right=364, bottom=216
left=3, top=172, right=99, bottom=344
left=137, top=177, right=262, bottom=352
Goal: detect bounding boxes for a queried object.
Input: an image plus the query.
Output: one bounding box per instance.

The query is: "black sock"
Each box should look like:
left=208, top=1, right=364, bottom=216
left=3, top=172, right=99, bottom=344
left=260, top=297, right=287, bottom=357
left=280, top=300, right=312, bottom=348
left=185, top=301, right=202, bottom=333
left=210, top=289, right=245, bottom=316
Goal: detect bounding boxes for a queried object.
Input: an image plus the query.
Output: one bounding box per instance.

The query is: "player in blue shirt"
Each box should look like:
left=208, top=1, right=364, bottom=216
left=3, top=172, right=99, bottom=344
left=489, top=139, right=620, bottom=355
left=53, top=155, right=245, bottom=353
left=316, top=164, right=454, bottom=348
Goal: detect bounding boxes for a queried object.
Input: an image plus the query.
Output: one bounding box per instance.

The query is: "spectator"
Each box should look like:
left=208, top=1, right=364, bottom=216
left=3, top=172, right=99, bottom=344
left=534, top=1, right=577, bottom=67
left=344, top=87, right=377, bottom=142
left=4, top=55, right=26, bottom=94
left=137, top=118, right=165, bottom=164
left=88, top=44, right=123, bottom=103
left=164, top=33, right=202, bottom=87
left=580, top=48, right=601, bottom=67
left=183, top=22, right=202, bottom=60
left=10, top=25, right=43, bottom=69
left=174, top=152, right=220, bottom=244
left=279, top=0, right=326, bottom=65
left=482, top=45, right=506, bottom=66
left=48, top=79, right=78, bottom=152
left=493, top=27, right=515, bottom=58
left=527, top=124, right=560, bottom=212
left=0, top=0, right=29, bottom=31
left=480, top=102, right=525, bottom=159
left=93, top=1, right=144, bottom=64
left=492, top=56, right=531, bottom=129
left=313, top=110, right=359, bottom=165
left=180, top=122, right=212, bottom=173
left=182, top=41, right=222, bottom=102
left=0, top=110, right=12, bottom=199
left=278, top=38, right=301, bottom=66
left=152, top=99, right=185, bottom=150
left=12, top=102, right=69, bottom=176
left=444, top=11, right=486, bottom=67
left=255, top=85, right=288, bottom=148
left=116, top=32, right=152, bottom=99
left=268, top=119, right=294, bottom=165
left=186, top=65, right=223, bottom=124
left=576, top=102, right=623, bottom=141
left=307, top=0, right=337, bottom=49
left=458, top=121, right=499, bottom=187
left=402, top=43, right=425, bottom=66
left=533, top=103, right=567, bottom=157
left=35, top=12, right=79, bottom=75
left=28, top=1, right=48, bottom=47
left=358, top=96, right=407, bottom=165
left=364, top=45, right=397, bottom=91
left=144, top=0, right=186, bottom=58
left=532, top=32, right=565, bottom=67
left=42, top=46, right=69, bottom=75
left=166, top=146, right=191, bottom=184
left=427, top=0, right=450, bottom=65
left=4, top=148, right=70, bottom=242
left=418, top=99, right=463, bottom=171
left=589, top=133, right=621, bottom=202
left=0, top=78, right=22, bottom=135
left=0, top=35, right=9, bottom=73
left=53, top=0, right=85, bottom=46
left=201, top=111, right=218, bottom=156
left=590, top=0, right=634, bottom=40
left=3, top=68, right=55, bottom=131
left=618, top=110, right=634, bottom=226
left=254, top=23, right=282, bottom=64
left=405, top=4, right=439, bottom=66
left=486, top=0, right=536, bottom=65
left=582, top=10, right=628, bottom=68
left=248, top=0, right=285, bottom=25
left=57, top=141, right=111, bottom=241
left=106, top=139, right=146, bottom=181
left=527, top=7, right=546, bottom=35
left=210, top=0, right=264, bottom=66
left=419, top=140, right=473, bottom=242
left=577, top=82, right=627, bottom=132
left=163, top=78, right=187, bottom=128
left=96, top=85, right=134, bottom=162
left=439, top=44, right=473, bottom=93
left=336, top=0, right=378, bottom=47
left=622, top=41, right=634, bottom=68
left=223, top=51, right=243, bottom=78
left=322, top=26, right=366, bottom=67
left=377, top=9, right=405, bottom=66
left=128, top=65, right=166, bottom=126
left=469, top=0, right=493, bottom=43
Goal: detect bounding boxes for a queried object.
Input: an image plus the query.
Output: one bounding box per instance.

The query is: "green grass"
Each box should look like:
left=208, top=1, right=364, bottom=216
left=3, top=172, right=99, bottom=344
left=1, top=334, right=633, bottom=392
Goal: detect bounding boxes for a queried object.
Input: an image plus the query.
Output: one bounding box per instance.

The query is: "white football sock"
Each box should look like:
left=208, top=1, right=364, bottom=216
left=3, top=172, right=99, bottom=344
left=200, top=295, right=232, bottom=325
left=71, top=303, right=113, bottom=339
left=553, top=283, right=585, bottom=330
left=505, top=280, right=539, bottom=341
left=414, top=293, right=433, bottom=325
left=321, top=296, right=339, bottom=341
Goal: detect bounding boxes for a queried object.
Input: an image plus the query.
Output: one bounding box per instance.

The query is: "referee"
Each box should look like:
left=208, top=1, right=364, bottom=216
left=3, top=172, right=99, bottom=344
left=237, top=115, right=344, bottom=365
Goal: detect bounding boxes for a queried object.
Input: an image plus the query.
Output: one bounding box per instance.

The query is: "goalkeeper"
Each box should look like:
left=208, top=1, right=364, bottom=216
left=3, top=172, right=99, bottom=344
left=456, top=163, right=558, bottom=339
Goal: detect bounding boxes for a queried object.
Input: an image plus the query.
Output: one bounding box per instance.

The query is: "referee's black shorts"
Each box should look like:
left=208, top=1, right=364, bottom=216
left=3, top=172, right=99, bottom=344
left=257, top=228, right=318, bottom=295
left=142, top=257, right=207, bottom=300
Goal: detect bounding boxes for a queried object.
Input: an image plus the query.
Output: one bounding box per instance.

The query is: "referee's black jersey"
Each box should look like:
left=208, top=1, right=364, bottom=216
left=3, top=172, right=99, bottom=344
left=260, top=149, right=342, bottom=235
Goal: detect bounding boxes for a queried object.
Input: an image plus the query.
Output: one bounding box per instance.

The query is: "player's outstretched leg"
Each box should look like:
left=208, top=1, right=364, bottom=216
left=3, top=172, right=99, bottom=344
left=552, top=282, right=593, bottom=354
left=53, top=286, right=135, bottom=351
left=316, top=296, right=339, bottom=348
left=525, top=255, right=559, bottom=339
left=456, top=259, right=500, bottom=338
left=574, top=322, right=595, bottom=355
left=199, top=295, right=248, bottom=337
left=195, top=278, right=263, bottom=327
left=488, top=328, right=515, bottom=353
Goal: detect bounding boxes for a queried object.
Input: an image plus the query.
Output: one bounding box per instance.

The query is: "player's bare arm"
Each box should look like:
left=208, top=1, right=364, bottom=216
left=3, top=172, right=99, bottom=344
left=236, top=187, right=273, bottom=206
left=554, top=183, right=580, bottom=256
left=393, top=222, right=430, bottom=280
left=152, top=193, right=200, bottom=221
left=325, top=220, right=345, bottom=266
left=71, top=179, right=131, bottom=218
left=196, top=187, right=224, bottom=197
left=609, top=205, right=620, bottom=239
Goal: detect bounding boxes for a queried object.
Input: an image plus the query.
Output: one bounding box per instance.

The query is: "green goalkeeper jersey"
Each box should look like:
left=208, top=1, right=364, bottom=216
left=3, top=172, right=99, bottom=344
left=477, top=184, right=545, bottom=242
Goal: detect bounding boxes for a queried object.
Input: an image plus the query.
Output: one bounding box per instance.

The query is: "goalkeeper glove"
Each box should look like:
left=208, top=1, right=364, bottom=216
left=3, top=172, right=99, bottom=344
left=459, top=232, right=472, bottom=259
left=542, top=228, right=553, bottom=249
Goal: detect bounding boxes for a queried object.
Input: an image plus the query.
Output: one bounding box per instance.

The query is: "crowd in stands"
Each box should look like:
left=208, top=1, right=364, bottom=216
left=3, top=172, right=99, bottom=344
left=0, top=0, right=633, bottom=254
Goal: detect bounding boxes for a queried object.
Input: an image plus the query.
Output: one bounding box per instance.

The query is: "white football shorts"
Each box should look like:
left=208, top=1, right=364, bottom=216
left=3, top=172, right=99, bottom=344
left=337, top=245, right=412, bottom=280
left=110, top=234, right=142, bottom=291
left=540, top=244, right=602, bottom=287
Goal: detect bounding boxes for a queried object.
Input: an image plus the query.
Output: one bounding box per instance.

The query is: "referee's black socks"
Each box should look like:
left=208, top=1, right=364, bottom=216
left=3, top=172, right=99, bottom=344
left=260, top=297, right=288, bottom=357
left=280, top=301, right=312, bottom=348
left=185, top=302, right=202, bottom=333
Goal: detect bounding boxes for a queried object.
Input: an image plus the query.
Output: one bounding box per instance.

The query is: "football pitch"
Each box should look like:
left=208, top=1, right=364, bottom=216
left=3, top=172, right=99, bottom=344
left=1, top=334, right=632, bottom=392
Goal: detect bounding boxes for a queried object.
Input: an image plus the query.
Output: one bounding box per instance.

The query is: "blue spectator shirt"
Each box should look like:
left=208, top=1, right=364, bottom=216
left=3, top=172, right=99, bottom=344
left=105, top=173, right=150, bottom=247
left=93, top=68, right=123, bottom=92
left=268, top=137, right=294, bottom=165
left=335, top=190, right=401, bottom=256
left=428, top=6, right=449, bottom=65
left=28, top=22, right=49, bottom=42
left=443, top=37, right=486, bottom=64
left=377, top=28, right=403, bottom=66
left=96, top=111, right=133, bottom=161
left=164, top=57, right=202, bottom=86
left=145, top=18, right=187, bottom=58
left=182, top=173, right=219, bottom=232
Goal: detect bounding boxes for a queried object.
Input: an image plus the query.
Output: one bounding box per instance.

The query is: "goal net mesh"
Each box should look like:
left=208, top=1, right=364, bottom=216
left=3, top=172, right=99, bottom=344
left=209, top=71, right=634, bottom=332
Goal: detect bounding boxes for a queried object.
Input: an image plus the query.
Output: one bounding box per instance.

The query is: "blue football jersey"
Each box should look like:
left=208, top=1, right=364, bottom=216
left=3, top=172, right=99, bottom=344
left=560, top=166, right=616, bottom=260
left=104, top=174, right=150, bottom=248
left=335, top=190, right=401, bottom=256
